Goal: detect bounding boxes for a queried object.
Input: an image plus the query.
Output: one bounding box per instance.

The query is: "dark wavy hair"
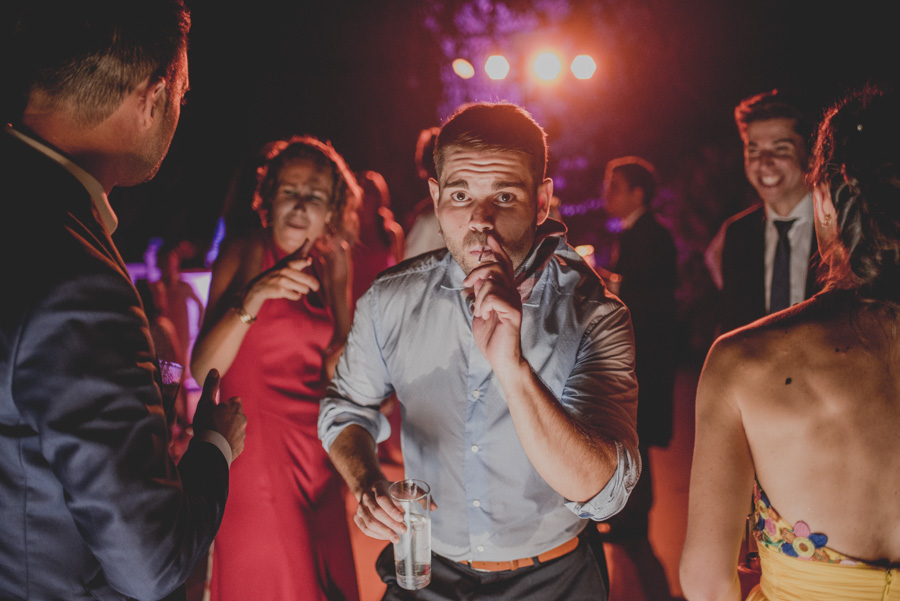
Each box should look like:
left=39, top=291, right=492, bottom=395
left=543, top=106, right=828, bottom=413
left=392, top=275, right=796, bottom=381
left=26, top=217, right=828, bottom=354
left=253, top=135, right=360, bottom=241
left=809, top=84, right=900, bottom=304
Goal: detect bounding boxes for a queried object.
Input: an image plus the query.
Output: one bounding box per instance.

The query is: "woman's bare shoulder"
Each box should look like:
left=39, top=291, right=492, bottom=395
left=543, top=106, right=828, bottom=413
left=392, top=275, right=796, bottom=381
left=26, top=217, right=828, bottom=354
left=703, top=298, right=832, bottom=397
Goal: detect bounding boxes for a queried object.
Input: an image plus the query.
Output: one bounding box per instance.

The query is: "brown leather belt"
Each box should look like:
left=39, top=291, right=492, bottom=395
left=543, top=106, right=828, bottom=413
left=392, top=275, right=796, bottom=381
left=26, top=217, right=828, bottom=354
left=460, top=536, right=580, bottom=572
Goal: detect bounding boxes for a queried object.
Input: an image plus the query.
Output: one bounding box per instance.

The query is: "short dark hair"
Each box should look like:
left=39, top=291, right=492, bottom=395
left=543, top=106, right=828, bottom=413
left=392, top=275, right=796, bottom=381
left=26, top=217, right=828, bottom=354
left=11, top=0, right=190, bottom=126
left=434, top=102, right=548, bottom=187
left=734, top=89, right=813, bottom=153
left=809, top=84, right=900, bottom=303
left=253, top=136, right=360, bottom=240
left=606, top=156, right=657, bottom=206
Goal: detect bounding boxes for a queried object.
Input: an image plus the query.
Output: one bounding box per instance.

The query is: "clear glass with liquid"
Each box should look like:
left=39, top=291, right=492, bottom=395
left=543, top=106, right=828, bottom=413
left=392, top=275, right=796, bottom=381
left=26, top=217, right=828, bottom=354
left=390, top=479, right=432, bottom=590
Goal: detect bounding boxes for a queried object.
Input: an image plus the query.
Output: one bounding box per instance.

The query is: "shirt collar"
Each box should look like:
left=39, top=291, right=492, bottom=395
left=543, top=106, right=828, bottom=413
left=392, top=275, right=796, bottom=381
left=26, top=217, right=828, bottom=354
left=766, top=191, right=813, bottom=225
left=5, top=124, right=118, bottom=234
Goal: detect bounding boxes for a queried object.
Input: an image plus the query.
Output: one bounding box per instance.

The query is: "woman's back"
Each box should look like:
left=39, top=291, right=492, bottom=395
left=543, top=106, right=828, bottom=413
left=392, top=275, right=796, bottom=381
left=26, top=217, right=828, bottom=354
left=682, top=85, right=900, bottom=601
left=729, top=291, right=900, bottom=564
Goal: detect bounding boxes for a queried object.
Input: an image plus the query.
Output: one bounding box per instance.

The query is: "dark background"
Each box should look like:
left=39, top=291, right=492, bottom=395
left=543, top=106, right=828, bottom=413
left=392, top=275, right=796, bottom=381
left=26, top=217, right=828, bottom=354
left=99, top=0, right=900, bottom=262
left=4, top=0, right=899, bottom=351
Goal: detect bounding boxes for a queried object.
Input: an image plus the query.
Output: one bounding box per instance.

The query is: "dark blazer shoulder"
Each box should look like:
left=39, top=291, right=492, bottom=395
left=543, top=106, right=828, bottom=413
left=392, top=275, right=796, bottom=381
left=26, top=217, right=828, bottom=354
left=722, top=203, right=765, bottom=239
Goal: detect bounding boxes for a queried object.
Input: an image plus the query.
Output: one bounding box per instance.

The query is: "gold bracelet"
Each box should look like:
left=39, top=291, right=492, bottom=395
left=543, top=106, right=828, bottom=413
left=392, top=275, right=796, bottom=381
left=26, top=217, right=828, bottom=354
left=233, top=304, right=257, bottom=324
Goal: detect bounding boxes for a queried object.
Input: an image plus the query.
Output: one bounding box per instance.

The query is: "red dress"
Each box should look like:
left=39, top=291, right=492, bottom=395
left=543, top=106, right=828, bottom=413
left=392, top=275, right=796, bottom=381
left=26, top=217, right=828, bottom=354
left=210, top=238, right=359, bottom=601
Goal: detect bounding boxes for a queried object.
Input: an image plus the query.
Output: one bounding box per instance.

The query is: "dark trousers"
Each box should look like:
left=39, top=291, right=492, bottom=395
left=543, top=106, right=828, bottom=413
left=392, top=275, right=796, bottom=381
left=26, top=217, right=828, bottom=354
left=376, top=530, right=608, bottom=601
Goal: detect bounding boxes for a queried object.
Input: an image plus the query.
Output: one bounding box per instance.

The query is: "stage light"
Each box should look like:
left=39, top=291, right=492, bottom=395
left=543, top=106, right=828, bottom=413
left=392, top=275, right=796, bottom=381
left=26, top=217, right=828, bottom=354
left=484, top=55, right=510, bottom=80
left=533, top=52, right=562, bottom=81
left=575, top=244, right=595, bottom=258
left=571, top=55, right=597, bottom=80
left=574, top=245, right=596, bottom=268
left=452, top=58, right=475, bottom=80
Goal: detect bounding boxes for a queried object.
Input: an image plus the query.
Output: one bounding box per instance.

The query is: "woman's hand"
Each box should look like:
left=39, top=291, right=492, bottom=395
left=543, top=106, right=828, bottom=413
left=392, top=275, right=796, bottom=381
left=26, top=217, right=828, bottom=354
left=241, top=256, right=320, bottom=317
left=316, top=235, right=351, bottom=294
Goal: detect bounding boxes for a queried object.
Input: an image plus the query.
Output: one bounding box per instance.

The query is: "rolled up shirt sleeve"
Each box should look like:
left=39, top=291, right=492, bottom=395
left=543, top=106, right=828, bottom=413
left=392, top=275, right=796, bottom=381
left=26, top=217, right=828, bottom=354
left=559, top=300, right=641, bottom=520
left=319, top=287, right=392, bottom=452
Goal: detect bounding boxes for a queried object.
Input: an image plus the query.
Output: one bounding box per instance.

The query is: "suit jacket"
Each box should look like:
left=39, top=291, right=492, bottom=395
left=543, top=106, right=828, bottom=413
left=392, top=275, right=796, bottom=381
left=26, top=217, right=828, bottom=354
left=615, top=211, right=678, bottom=448
left=0, top=131, right=228, bottom=600
left=719, top=204, right=821, bottom=334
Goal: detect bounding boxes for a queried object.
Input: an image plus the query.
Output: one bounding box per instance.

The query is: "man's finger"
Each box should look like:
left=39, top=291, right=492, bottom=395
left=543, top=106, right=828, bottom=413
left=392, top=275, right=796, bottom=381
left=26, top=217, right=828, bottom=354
left=193, top=369, right=219, bottom=427
left=200, top=369, right=220, bottom=401
left=486, top=233, right=512, bottom=270
left=357, top=502, right=402, bottom=541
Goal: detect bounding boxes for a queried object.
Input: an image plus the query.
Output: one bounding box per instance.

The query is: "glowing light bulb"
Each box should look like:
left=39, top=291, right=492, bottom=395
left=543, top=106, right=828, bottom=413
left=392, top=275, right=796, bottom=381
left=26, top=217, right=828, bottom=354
left=571, top=55, right=597, bottom=80
left=484, top=55, right=510, bottom=80
left=452, top=58, right=475, bottom=80
left=575, top=244, right=595, bottom=258
left=533, top=52, right=562, bottom=81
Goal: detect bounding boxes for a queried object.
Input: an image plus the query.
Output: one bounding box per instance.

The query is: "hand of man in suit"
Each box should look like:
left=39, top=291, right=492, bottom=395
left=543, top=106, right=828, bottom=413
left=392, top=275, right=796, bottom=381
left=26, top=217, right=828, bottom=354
left=193, top=369, right=247, bottom=462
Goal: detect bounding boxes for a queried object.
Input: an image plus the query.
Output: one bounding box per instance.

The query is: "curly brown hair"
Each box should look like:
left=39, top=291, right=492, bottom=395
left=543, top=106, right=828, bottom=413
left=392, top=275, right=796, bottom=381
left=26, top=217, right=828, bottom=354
left=253, top=136, right=360, bottom=242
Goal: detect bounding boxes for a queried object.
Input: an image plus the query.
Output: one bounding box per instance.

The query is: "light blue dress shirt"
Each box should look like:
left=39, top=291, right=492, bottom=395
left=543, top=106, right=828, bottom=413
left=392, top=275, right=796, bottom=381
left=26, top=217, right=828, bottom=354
left=319, top=224, right=640, bottom=563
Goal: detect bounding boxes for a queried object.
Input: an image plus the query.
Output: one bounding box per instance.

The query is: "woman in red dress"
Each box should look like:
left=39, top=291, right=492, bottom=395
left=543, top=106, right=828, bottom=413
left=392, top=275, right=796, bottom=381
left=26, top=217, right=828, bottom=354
left=192, top=136, right=360, bottom=601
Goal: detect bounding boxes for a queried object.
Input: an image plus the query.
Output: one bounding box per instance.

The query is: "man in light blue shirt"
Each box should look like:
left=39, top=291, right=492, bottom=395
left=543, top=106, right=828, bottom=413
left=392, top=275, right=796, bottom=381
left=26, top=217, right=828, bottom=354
left=319, top=102, right=639, bottom=600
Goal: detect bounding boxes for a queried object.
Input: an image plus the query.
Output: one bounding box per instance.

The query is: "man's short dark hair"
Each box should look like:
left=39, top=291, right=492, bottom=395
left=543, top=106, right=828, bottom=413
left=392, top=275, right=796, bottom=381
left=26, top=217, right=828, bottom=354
left=734, top=89, right=813, bottom=153
left=11, top=0, right=190, bottom=126
left=434, top=102, right=548, bottom=187
left=607, top=156, right=657, bottom=206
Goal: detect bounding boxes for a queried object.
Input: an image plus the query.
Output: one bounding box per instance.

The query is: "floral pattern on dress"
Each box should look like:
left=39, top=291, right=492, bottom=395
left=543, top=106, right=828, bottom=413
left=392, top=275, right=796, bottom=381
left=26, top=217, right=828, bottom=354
left=752, top=481, right=858, bottom=565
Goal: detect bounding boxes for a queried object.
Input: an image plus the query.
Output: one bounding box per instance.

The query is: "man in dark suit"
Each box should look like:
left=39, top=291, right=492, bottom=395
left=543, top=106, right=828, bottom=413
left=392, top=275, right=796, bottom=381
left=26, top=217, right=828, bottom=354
left=718, top=90, right=820, bottom=333
left=601, top=156, right=677, bottom=600
left=0, top=2, right=246, bottom=600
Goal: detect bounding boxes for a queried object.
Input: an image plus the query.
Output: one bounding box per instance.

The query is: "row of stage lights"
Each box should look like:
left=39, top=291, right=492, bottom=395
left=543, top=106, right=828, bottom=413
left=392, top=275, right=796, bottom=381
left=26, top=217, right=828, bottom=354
left=452, top=53, right=597, bottom=82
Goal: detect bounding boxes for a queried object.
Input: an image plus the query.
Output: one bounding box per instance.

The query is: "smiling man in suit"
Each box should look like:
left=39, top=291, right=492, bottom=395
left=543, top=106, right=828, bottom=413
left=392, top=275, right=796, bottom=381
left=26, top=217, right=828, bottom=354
left=718, top=90, right=821, bottom=333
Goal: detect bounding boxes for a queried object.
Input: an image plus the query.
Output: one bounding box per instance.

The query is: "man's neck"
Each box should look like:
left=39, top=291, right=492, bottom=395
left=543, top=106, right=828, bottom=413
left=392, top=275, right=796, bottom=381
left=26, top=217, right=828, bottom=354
left=22, top=111, right=118, bottom=194
left=619, top=206, right=646, bottom=230
left=765, top=188, right=810, bottom=218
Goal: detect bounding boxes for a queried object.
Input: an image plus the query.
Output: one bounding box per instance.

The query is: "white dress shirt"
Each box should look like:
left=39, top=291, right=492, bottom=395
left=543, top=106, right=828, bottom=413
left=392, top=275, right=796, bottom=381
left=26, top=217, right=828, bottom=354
left=320, top=223, right=640, bottom=562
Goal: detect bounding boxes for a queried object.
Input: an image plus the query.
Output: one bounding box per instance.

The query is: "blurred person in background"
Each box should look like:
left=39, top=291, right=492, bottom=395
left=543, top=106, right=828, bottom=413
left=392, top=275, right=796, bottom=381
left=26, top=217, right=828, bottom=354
left=192, top=136, right=360, bottom=601
left=715, top=90, right=821, bottom=334
left=403, top=126, right=445, bottom=259
left=600, top=156, right=677, bottom=601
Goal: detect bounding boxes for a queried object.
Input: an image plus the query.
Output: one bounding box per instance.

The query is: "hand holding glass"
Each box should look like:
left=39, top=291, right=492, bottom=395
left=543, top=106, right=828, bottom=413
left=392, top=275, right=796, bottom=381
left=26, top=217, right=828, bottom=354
left=390, top=479, right=432, bottom=590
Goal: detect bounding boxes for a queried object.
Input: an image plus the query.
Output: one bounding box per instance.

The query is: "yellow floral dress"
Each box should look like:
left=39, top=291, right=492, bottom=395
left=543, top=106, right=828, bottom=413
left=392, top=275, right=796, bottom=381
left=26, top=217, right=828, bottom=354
left=747, top=481, right=899, bottom=601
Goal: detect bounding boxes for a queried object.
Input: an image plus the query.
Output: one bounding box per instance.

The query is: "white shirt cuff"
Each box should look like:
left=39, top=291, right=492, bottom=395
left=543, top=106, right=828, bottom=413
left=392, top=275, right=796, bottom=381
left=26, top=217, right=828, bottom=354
left=196, top=430, right=233, bottom=469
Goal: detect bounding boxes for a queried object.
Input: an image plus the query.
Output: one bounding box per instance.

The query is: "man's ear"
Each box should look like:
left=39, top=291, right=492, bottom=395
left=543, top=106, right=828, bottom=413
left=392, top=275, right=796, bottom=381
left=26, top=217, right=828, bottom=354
left=428, top=177, right=440, bottom=211
left=536, top=178, right=553, bottom=225
left=137, top=77, right=168, bottom=130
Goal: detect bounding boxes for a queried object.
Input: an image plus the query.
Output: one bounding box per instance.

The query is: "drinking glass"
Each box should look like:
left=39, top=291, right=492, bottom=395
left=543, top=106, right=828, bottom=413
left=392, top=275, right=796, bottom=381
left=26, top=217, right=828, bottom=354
left=158, top=360, right=184, bottom=427
left=389, top=479, right=432, bottom=590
